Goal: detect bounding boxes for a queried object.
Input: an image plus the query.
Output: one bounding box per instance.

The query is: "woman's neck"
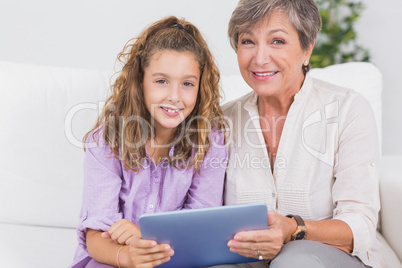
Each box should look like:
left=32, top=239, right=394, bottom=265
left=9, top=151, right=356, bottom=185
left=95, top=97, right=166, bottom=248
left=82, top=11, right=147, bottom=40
left=258, top=75, right=305, bottom=116
left=257, top=94, right=295, bottom=117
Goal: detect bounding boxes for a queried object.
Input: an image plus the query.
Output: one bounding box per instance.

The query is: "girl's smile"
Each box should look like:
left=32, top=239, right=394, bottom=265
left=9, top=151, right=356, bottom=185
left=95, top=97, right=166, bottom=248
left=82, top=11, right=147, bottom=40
left=160, top=106, right=183, bottom=116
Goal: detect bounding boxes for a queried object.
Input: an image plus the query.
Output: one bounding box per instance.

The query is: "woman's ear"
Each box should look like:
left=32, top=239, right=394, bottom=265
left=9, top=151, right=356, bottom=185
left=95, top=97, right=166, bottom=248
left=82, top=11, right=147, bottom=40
left=305, top=41, right=315, bottom=62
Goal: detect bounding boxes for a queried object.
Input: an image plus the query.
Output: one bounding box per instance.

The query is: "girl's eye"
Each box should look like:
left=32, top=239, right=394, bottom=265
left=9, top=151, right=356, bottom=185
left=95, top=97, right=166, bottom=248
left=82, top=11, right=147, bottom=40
left=273, top=39, right=285, bottom=45
left=183, top=81, right=194, bottom=87
left=156, top=79, right=167, bottom=84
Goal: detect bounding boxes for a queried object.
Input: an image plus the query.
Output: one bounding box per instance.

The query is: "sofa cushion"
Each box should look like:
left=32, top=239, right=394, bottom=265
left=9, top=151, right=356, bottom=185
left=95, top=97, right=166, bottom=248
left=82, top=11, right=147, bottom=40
left=0, top=61, right=112, bottom=228
left=380, top=155, right=402, bottom=262
left=0, top=222, right=76, bottom=267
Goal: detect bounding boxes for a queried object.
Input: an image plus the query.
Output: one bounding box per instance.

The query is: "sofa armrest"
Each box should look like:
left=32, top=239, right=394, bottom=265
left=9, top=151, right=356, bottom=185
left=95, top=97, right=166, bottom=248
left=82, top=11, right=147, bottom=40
left=380, top=155, right=402, bottom=262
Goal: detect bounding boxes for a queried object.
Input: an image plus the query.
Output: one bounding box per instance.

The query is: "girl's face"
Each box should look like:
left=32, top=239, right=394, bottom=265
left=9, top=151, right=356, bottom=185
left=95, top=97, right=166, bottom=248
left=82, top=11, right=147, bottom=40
left=236, top=11, right=314, bottom=99
left=143, top=50, right=200, bottom=137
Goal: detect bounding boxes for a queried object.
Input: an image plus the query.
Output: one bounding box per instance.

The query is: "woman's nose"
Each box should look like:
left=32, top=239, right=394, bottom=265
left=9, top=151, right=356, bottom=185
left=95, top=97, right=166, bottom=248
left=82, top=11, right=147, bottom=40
left=254, top=45, right=271, bottom=66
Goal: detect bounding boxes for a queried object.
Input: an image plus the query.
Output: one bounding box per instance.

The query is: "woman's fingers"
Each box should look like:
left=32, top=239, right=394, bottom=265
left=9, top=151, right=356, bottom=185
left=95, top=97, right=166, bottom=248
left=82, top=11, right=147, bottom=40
left=228, top=228, right=284, bottom=261
left=229, top=243, right=270, bottom=257
left=229, top=246, right=259, bottom=258
left=233, top=229, right=273, bottom=244
left=267, top=210, right=276, bottom=226
left=233, top=226, right=285, bottom=245
left=229, top=240, right=281, bottom=260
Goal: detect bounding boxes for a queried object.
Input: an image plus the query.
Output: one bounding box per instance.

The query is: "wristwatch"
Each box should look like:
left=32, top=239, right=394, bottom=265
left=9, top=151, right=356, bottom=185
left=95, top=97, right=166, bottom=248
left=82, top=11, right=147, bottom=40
left=286, top=214, right=307, bottom=241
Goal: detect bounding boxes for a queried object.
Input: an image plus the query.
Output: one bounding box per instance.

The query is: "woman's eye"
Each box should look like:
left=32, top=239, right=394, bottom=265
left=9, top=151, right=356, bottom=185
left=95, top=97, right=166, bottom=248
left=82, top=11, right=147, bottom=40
left=273, top=39, right=285, bottom=45
left=240, top=39, right=254, bottom=45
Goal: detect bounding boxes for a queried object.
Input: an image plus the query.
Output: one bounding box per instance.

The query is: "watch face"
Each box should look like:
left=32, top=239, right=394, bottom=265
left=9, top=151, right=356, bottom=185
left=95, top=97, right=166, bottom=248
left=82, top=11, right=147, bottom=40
left=295, top=230, right=306, bottom=240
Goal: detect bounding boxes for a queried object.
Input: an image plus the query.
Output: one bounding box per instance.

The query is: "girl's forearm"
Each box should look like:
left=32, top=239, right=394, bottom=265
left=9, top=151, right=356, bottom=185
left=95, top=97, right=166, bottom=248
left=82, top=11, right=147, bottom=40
left=86, top=229, right=129, bottom=267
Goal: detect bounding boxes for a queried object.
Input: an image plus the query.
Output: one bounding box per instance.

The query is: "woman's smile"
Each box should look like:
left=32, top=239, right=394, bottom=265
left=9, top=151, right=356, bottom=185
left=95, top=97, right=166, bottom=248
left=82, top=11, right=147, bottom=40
left=252, top=71, right=279, bottom=80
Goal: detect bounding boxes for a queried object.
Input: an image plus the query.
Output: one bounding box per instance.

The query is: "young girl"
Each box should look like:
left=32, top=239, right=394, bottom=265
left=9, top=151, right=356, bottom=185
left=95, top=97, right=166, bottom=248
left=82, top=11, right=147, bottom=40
left=71, top=16, right=228, bottom=268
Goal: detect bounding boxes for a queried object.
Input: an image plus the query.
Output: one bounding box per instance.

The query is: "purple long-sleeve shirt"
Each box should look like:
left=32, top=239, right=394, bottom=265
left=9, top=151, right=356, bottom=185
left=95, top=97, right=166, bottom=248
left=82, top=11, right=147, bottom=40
left=71, top=130, right=227, bottom=267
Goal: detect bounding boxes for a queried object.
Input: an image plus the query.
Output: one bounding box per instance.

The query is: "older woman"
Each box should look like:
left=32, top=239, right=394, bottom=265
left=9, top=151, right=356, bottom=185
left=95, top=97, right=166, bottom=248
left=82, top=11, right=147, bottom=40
left=219, top=0, right=382, bottom=267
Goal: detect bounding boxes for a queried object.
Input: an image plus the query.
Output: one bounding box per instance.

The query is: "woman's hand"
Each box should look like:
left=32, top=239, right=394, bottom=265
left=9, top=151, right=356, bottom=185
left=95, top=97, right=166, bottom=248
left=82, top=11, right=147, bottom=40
left=122, top=237, right=174, bottom=268
left=101, top=219, right=141, bottom=245
left=227, top=211, right=296, bottom=261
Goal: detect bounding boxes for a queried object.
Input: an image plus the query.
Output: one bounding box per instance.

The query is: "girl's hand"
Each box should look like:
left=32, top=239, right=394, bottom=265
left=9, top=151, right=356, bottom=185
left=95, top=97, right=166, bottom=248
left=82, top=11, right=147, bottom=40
left=125, top=237, right=174, bottom=268
left=227, top=211, right=294, bottom=261
left=101, top=219, right=141, bottom=245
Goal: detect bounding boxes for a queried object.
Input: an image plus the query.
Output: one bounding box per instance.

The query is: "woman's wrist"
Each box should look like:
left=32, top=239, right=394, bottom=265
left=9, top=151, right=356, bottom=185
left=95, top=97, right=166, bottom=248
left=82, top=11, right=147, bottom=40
left=283, top=216, right=298, bottom=243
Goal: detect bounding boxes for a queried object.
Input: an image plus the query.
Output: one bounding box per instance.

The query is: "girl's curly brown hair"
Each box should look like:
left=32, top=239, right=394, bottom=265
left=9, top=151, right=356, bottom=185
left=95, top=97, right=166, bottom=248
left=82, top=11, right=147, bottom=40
left=84, top=16, right=227, bottom=173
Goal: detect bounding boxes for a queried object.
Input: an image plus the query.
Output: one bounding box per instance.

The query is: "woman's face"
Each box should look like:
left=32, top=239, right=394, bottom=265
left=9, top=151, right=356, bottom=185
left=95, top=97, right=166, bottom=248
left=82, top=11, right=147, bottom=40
left=236, top=11, right=314, bottom=99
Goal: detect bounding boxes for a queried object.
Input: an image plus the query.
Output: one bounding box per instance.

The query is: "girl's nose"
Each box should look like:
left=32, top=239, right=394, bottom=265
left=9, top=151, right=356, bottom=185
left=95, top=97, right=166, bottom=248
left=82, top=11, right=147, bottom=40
left=167, top=84, right=180, bottom=102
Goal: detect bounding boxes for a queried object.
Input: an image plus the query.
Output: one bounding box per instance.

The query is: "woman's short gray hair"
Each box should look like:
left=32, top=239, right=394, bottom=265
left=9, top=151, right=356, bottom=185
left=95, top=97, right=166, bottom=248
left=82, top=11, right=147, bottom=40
left=228, top=0, right=322, bottom=73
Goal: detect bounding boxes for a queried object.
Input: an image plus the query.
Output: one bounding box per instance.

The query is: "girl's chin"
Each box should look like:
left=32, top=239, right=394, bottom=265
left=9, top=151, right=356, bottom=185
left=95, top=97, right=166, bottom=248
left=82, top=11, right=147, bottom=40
left=154, top=119, right=183, bottom=132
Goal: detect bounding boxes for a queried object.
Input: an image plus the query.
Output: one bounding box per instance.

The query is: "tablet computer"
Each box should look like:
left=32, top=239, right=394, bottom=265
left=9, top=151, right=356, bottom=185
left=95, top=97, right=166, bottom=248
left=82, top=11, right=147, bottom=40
left=139, top=202, right=268, bottom=268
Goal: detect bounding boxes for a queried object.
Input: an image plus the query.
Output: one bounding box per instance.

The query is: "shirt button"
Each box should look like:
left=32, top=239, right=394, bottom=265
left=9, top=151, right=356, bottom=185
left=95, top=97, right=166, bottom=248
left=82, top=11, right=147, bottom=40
left=149, top=204, right=154, bottom=209
left=154, top=178, right=159, bottom=183
left=272, top=193, right=276, bottom=198
left=370, top=162, right=376, bottom=167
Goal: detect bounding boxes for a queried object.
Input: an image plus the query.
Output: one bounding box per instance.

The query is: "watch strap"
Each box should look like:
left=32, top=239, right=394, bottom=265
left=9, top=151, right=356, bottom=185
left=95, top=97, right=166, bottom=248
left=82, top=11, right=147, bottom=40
left=286, top=214, right=307, bottom=241
left=286, top=214, right=305, bottom=226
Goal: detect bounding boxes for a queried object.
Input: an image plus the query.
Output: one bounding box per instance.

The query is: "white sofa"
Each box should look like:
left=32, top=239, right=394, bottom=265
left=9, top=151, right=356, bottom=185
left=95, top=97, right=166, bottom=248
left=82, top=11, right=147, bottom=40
left=0, top=61, right=401, bottom=268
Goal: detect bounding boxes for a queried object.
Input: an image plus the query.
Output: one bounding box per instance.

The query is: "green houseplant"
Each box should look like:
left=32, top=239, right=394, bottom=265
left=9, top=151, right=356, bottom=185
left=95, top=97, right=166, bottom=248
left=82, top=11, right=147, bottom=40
left=310, top=0, right=370, bottom=68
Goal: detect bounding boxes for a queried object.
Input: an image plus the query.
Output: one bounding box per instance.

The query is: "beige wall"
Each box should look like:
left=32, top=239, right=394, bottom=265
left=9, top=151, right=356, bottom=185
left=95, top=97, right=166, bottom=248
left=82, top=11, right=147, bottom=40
left=356, top=0, right=402, bottom=154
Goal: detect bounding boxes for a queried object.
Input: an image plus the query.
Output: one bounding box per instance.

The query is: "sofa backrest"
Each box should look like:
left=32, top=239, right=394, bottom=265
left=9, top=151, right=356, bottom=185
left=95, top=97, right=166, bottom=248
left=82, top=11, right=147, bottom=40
left=0, top=61, right=382, bottom=229
left=0, top=61, right=111, bottom=228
